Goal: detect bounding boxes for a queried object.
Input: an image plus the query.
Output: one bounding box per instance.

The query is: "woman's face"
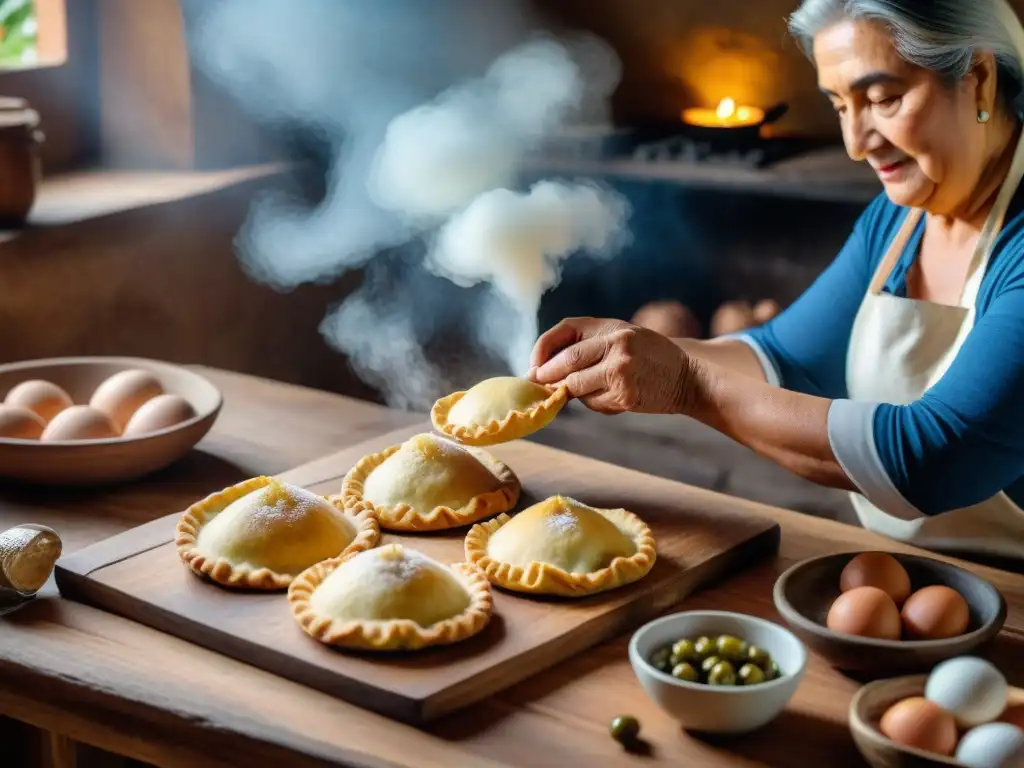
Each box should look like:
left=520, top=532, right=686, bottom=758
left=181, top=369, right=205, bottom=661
left=814, top=19, right=987, bottom=213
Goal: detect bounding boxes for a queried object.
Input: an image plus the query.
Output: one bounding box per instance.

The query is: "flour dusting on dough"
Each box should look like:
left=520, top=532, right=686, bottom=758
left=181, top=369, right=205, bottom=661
left=545, top=511, right=579, bottom=535
left=347, top=545, right=428, bottom=589
left=247, top=481, right=329, bottom=526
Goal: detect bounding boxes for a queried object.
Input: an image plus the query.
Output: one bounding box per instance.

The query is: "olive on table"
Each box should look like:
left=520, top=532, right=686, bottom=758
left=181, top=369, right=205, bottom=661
left=707, top=661, right=737, bottom=686
left=738, top=663, right=766, bottom=686
left=671, top=662, right=699, bottom=682
left=610, top=715, right=641, bottom=745
left=716, top=635, right=748, bottom=663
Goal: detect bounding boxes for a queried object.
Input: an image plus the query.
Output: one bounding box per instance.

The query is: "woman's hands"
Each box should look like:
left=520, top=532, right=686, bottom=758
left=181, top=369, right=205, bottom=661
left=527, top=317, right=703, bottom=415
left=529, top=317, right=852, bottom=492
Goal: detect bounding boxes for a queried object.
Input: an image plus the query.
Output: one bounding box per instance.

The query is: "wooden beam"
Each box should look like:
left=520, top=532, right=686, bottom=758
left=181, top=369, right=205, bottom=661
left=93, top=0, right=283, bottom=171
left=96, top=0, right=193, bottom=170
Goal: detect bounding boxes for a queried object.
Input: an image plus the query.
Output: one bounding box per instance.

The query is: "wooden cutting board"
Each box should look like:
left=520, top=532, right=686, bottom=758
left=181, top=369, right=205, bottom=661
left=54, top=423, right=781, bottom=725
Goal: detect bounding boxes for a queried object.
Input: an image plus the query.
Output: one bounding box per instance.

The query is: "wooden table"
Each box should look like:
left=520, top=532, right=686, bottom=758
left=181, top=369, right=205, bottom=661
left=2, top=367, right=1024, bottom=768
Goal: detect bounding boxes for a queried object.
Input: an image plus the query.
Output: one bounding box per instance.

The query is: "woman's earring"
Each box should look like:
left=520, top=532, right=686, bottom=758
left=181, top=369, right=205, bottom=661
left=979, top=109, right=991, bottom=123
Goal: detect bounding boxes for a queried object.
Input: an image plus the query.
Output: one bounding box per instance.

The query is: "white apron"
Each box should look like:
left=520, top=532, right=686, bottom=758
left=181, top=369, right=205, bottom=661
left=846, top=129, right=1024, bottom=560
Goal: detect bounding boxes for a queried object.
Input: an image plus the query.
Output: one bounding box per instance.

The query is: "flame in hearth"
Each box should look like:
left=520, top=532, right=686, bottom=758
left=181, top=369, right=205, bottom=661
left=716, top=98, right=756, bottom=123
left=669, top=25, right=780, bottom=121
left=684, top=97, right=762, bottom=128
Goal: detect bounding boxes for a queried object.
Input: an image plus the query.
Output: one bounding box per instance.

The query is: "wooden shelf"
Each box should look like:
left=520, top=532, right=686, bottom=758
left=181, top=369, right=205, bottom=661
left=522, top=145, right=881, bottom=204
left=0, top=164, right=286, bottom=243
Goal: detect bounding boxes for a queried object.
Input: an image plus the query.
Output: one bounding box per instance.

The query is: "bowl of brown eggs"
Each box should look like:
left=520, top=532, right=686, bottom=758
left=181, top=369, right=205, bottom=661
left=0, top=356, right=222, bottom=485
left=773, top=551, right=1006, bottom=675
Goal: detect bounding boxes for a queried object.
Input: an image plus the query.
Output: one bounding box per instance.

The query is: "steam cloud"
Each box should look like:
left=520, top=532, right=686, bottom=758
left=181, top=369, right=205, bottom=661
left=187, top=0, right=632, bottom=409
left=432, top=181, right=631, bottom=311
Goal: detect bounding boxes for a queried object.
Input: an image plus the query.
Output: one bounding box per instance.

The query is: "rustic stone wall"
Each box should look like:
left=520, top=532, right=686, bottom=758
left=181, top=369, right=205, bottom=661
left=0, top=174, right=379, bottom=402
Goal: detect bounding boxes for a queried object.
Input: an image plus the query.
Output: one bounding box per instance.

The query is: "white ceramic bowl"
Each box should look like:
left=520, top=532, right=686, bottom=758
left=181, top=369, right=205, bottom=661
left=628, top=610, right=808, bottom=734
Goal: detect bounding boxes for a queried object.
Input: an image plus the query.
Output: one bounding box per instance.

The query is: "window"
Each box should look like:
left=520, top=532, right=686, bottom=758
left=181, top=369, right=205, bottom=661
left=0, top=0, right=66, bottom=70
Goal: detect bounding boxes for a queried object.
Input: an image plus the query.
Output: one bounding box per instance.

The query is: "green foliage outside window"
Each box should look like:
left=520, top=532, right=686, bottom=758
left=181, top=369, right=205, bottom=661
left=0, top=0, right=38, bottom=68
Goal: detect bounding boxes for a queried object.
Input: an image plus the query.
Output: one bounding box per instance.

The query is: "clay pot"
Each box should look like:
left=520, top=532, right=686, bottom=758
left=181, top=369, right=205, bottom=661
left=0, top=97, right=44, bottom=227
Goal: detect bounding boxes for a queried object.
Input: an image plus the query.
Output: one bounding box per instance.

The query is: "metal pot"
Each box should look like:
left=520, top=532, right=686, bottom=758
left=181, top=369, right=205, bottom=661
left=680, top=102, right=790, bottom=149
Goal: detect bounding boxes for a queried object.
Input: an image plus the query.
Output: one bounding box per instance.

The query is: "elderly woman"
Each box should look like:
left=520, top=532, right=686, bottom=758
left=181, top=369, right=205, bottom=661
left=529, top=0, right=1024, bottom=565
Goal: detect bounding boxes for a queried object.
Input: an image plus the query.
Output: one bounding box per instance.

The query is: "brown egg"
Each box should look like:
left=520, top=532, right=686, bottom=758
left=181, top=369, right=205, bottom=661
left=89, top=369, right=164, bottom=431
left=840, top=552, right=912, bottom=606
left=901, top=585, right=970, bottom=640
left=880, top=696, right=958, bottom=756
left=122, top=394, right=197, bottom=437
left=0, top=405, right=46, bottom=439
left=631, top=301, right=702, bottom=339
left=826, top=586, right=902, bottom=640
left=41, top=406, right=120, bottom=441
left=3, top=379, right=73, bottom=423
left=752, top=299, right=781, bottom=324
left=710, top=301, right=755, bottom=337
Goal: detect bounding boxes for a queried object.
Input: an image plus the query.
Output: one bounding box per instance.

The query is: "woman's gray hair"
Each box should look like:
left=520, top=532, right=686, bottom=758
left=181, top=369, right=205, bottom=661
left=788, top=0, right=1024, bottom=116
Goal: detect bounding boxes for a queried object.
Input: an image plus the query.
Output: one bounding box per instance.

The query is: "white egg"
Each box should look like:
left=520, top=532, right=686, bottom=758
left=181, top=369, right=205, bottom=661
left=926, top=657, right=1008, bottom=728
left=956, top=723, right=1024, bottom=768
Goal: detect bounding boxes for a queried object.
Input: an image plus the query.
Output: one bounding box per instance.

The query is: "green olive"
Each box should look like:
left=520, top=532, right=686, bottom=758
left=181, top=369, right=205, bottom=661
left=738, top=663, right=766, bottom=685
left=716, top=635, right=749, bottom=663
left=671, top=638, right=700, bottom=664
left=694, top=636, right=716, bottom=658
left=701, top=655, right=722, bottom=675
left=650, top=646, right=672, bottom=672
left=765, top=660, right=782, bottom=681
left=609, top=715, right=641, bottom=744
left=671, top=662, right=699, bottom=682
left=707, top=661, right=737, bottom=686
left=746, top=645, right=772, bottom=668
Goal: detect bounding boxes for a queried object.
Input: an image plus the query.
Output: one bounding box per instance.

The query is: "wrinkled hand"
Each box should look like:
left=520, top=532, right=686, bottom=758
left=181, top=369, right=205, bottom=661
left=527, top=317, right=698, bottom=415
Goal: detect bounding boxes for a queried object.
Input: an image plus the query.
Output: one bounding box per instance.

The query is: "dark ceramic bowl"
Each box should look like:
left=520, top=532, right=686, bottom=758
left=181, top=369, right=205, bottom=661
left=773, top=551, right=1006, bottom=675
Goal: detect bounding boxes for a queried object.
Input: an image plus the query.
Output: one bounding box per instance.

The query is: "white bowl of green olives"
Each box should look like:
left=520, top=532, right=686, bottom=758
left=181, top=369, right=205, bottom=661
left=628, top=610, right=808, bottom=734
